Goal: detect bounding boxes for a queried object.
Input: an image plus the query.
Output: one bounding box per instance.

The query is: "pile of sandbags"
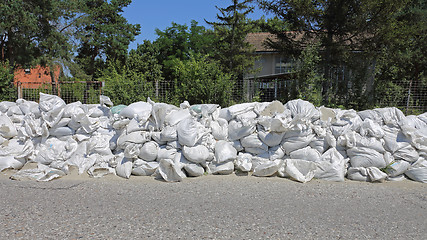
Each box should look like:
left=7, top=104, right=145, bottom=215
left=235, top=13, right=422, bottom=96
left=0, top=93, right=426, bottom=183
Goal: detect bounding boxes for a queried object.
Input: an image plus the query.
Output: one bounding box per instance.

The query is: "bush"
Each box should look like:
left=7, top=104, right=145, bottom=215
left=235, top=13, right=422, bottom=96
left=172, top=55, right=234, bottom=107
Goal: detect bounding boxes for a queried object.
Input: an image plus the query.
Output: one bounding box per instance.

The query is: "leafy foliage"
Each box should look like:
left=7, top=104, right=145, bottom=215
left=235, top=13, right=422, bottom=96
left=100, top=61, right=155, bottom=105
left=171, top=55, right=234, bottom=107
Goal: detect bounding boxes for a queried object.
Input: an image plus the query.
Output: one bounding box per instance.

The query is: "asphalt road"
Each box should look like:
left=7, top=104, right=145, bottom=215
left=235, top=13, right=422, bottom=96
left=1, top=171, right=426, bottom=240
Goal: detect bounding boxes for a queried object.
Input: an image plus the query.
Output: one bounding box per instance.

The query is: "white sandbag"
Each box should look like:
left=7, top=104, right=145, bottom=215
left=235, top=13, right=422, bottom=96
left=358, top=109, right=382, bottom=123
left=49, top=126, right=74, bottom=137
left=159, top=126, right=177, bottom=142
left=314, top=148, right=346, bottom=182
left=116, top=131, right=151, bottom=149
left=7, top=104, right=23, bottom=116
left=234, top=153, right=252, bottom=172
left=346, top=167, right=369, bottom=181
left=124, top=143, right=141, bottom=159
left=347, top=147, right=386, bottom=168
left=209, top=161, right=234, bottom=175
left=116, top=156, right=133, bottom=179
left=10, top=168, right=47, bottom=181
left=258, top=101, right=285, bottom=117
left=214, top=140, right=237, bottom=164
left=290, top=146, right=322, bottom=162
left=375, top=107, right=405, bottom=127
left=258, top=131, right=285, bottom=147
left=341, top=131, right=385, bottom=153
left=284, top=159, right=317, bottom=183
left=231, top=140, right=244, bottom=152
left=270, top=115, right=292, bottom=132
left=184, top=163, right=205, bottom=177
left=158, top=158, right=183, bottom=182
left=285, top=99, right=319, bottom=121
left=100, top=95, right=113, bottom=107
left=39, top=93, right=66, bottom=112
left=228, top=119, right=256, bottom=141
left=267, top=145, right=285, bottom=160
left=210, top=118, right=228, bottom=140
left=0, top=114, right=17, bottom=138
left=0, top=101, right=17, bottom=113
left=87, top=134, right=113, bottom=156
left=36, top=168, right=67, bottom=182
left=221, top=102, right=256, bottom=121
left=139, top=141, right=159, bottom=162
left=41, top=106, right=65, bottom=128
left=0, top=156, right=25, bottom=172
left=150, top=101, right=179, bottom=129
left=241, top=133, right=268, bottom=151
left=366, top=167, right=388, bottom=182
left=182, top=145, right=210, bottom=164
left=383, top=160, right=411, bottom=177
left=88, top=165, right=116, bottom=178
left=177, top=117, right=201, bottom=147
left=383, top=129, right=412, bottom=153
left=393, top=144, right=419, bottom=162
left=253, top=160, right=282, bottom=177
left=119, top=101, right=152, bottom=121
left=164, top=109, right=191, bottom=126
left=404, top=158, right=427, bottom=183
left=319, top=106, right=336, bottom=122
left=359, top=118, right=384, bottom=138
left=157, top=147, right=177, bottom=161
left=281, top=134, right=315, bottom=155
left=132, top=159, right=158, bottom=176
left=66, top=142, right=90, bottom=174
left=309, top=136, right=330, bottom=154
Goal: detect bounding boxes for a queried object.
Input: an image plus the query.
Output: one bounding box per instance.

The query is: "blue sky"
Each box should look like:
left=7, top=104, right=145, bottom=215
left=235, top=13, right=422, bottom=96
left=122, top=0, right=267, bottom=50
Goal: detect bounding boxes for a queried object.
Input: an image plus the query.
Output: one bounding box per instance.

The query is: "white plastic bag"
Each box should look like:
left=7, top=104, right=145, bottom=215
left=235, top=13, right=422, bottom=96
left=284, top=159, right=317, bottom=183
left=139, top=141, right=159, bottom=162
left=182, top=145, right=210, bottom=164
left=253, top=160, right=282, bottom=177
left=119, top=101, right=152, bottom=121
left=214, top=140, right=237, bottom=164
left=289, top=146, right=322, bottom=162
left=234, top=153, right=253, bottom=172
left=158, top=158, right=183, bottom=182
left=347, top=147, right=386, bottom=168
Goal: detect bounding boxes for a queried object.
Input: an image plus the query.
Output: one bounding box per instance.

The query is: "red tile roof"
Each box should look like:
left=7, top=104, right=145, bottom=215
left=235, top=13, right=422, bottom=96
left=14, top=65, right=61, bottom=89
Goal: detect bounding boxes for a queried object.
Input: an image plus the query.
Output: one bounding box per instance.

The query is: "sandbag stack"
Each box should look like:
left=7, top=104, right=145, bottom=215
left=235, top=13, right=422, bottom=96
left=0, top=93, right=426, bottom=183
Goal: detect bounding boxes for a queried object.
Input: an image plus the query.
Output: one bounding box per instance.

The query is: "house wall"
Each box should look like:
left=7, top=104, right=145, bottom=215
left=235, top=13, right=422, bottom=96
left=248, top=52, right=280, bottom=78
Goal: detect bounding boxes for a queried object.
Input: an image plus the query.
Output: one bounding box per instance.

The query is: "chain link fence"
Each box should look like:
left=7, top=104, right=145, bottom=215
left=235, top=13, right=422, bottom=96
left=12, top=81, right=103, bottom=104
left=8, top=78, right=427, bottom=114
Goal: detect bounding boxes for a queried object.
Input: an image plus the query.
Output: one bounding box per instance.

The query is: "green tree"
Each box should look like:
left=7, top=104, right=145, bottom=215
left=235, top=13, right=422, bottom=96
left=127, top=40, right=164, bottom=101
left=154, top=20, right=215, bottom=81
left=171, top=55, right=234, bottom=107
left=100, top=60, right=155, bottom=105
left=74, top=0, right=140, bottom=77
left=257, top=0, right=409, bottom=108
left=206, top=0, right=257, bottom=78
left=374, top=0, right=427, bottom=113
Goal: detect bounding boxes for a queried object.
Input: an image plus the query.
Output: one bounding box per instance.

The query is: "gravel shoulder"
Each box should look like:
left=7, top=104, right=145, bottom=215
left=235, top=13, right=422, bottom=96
left=1, top=169, right=426, bottom=240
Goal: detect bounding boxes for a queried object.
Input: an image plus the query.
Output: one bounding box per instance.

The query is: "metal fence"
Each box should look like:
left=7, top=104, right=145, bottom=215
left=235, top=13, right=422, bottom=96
left=13, top=81, right=103, bottom=104
left=8, top=78, right=427, bottom=114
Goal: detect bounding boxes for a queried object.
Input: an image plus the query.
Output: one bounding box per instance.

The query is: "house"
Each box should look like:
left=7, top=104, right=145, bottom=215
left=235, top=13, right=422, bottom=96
left=14, top=65, right=62, bottom=99
left=14, top=65, right=61, bottom=89
left=245, top=32, right=297, bottom=101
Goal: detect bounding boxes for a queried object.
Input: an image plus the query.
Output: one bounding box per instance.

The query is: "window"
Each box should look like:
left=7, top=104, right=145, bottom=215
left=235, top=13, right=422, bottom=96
left=275, top=56, right=294, bottom=74
left=24, top=69, right=31, bottom=74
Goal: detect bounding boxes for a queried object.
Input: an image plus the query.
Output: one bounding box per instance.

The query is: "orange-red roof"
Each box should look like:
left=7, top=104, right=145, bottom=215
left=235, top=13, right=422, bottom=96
left=14, top=65, right=61, bottom=89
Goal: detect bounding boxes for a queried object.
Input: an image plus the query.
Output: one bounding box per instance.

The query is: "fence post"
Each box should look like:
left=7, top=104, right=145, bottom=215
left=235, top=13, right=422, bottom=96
left=17, top=82, right=22, bottom=99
